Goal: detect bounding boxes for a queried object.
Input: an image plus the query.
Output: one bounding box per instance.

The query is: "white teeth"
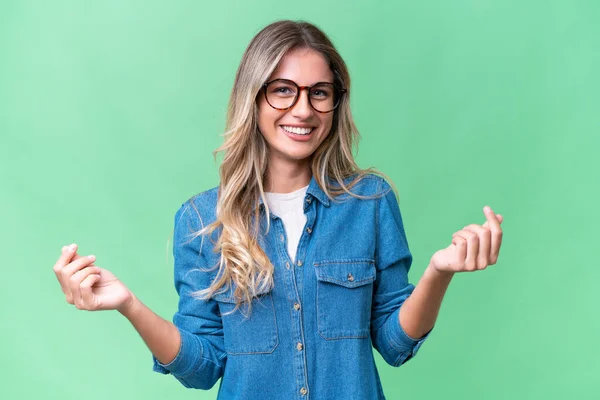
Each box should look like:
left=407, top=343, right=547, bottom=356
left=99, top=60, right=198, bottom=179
left=281, top=126, right=314, bottom=135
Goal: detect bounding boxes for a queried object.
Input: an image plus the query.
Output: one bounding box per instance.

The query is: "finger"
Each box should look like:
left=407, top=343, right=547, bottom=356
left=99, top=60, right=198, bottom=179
left=453, top=229, right=478, bottom=271
left=482, top=206, right=502, bottom=229
left=80, top=272, right=102, bottom=310
left=61, top=254, right=96, bottom=299
left=62, top=254, right=96, bottom=279
left=451, top=235, right=468, bottom=271
left=61, top=249, right=87, bottom=304
left=463, top=224, right=491, bottom=270
left=491, top=229, right=503, bottom=264
left=71, top=266, right=102, bottom=309
left=482, top=206, right=503, bottom=264
left=53, top=244, right=79, bottom=294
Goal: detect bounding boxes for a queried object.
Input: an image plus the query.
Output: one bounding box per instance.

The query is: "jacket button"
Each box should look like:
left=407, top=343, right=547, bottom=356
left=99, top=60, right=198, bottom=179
left=296, top=342, right=303, bottom=351
left=300, top=387, right=308, bottom=395
left=306, top=196, right=312, bottom=203
left=306, top=227, right=312, bottom=234
left=285, top=262, right=290, bottom=270
left=347, top=273, right=354, bottom=282
left=280, top=234, right=285, bottom=243
left=297, top=260, right=303, bottom=267
left=294, top=303, right=301, bottom=311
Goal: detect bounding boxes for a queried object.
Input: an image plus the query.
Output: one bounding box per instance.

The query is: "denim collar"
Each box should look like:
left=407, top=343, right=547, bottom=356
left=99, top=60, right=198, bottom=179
left=306, top=175, right=331, bottom=206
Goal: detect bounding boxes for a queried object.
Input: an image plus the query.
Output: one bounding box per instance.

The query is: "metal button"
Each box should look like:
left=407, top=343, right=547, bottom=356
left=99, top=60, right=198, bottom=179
left=300, top=387, right=308, bottom=395
left=297, top=260, right=303, bottom=267
left=294, top=303, right=301, bottom=311
left=306, top=197, right=312, bottom=203
left=280, top=234, right=284, bottom=243
left=285, top=262, right=290, bottom=270
left=347, top=273, right=354, bottom=282
left=306, top=227, right=312, bottom=234
left=296, top=342, right=303, bottom=351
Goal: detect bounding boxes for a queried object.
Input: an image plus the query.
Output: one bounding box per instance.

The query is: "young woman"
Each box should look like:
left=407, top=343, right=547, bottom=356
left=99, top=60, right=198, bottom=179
left=53, top=20, right=504, bottom=399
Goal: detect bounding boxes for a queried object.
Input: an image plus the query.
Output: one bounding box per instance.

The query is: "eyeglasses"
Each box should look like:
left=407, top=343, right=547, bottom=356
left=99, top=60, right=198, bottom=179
left=262, top=79, right=347, bottom=113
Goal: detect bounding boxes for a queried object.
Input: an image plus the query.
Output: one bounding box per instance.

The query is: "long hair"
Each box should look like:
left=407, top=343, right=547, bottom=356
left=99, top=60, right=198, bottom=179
left=191, top=20, right=390, bottom=312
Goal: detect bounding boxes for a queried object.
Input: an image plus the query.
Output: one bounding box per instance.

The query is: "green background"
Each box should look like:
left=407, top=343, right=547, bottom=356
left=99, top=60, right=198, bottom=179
left=1, top=1, right=598, bottom=399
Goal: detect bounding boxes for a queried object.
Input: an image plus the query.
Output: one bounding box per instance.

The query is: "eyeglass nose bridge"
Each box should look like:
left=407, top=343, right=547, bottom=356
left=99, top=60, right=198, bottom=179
left=290, top=85, right=315, bottom=112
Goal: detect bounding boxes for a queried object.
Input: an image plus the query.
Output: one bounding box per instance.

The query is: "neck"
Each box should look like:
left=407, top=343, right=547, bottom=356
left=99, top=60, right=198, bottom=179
left=264, top=156, right=312, bottom=194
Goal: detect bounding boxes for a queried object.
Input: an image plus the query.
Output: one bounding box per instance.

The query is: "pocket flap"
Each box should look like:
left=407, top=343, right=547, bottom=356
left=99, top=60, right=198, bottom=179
left=314, top=259, right=376, bottom=288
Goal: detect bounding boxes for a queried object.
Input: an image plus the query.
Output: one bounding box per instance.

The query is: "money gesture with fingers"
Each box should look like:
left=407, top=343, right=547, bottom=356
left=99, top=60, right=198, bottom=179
left=53, top=244, right=133, bottom=312
left=430, top=206, right=504, bottom=273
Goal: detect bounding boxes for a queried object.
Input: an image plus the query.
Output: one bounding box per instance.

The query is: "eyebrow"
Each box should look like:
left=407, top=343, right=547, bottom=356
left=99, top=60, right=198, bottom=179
left=269, top=77, right=335, bottom=85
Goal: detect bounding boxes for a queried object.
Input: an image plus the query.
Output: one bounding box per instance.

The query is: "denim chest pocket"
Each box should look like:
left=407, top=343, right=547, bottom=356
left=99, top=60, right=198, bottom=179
left=212, top=287, right=279, bottom=355
left=314, top=258, right=376, bottom=340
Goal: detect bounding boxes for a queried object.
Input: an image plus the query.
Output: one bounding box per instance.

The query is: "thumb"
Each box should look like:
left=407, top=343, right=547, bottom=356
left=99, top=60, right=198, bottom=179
left=61, top=245, right=85, bottom=261
left=482, top=213, right=504, bottom=228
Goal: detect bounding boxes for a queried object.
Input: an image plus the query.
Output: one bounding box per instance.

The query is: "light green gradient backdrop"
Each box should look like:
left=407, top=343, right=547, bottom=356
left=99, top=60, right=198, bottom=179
left=1, top=1, right=598, bottom=399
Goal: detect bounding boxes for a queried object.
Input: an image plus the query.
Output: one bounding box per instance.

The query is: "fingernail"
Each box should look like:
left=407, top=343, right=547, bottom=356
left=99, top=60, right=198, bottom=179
left=69, top=244, right=76, bottom=251
left=88, top=255, right=95, bottom=260
left=484, top=206, right=491, bottom=213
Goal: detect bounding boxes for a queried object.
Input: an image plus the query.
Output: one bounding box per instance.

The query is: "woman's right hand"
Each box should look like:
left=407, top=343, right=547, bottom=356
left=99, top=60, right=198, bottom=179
left=53, top=243, right=134, bottom=312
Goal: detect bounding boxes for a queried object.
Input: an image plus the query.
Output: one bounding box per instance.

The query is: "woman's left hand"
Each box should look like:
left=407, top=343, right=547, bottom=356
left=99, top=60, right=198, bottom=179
left=430, top=206, right=504, bottom=274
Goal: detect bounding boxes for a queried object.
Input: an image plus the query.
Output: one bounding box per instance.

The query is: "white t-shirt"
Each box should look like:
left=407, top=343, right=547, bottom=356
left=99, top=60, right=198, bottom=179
left=264, top=185, right=308, bottom=263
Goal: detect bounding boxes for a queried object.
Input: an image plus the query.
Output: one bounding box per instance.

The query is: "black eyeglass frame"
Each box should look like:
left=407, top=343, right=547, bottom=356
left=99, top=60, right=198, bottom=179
left=262, top=78, right=347, bottom=114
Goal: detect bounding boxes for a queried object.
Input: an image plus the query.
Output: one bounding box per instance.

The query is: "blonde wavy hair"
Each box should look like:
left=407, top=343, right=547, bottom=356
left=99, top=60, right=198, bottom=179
left=190, top=20, right=392, bottom=312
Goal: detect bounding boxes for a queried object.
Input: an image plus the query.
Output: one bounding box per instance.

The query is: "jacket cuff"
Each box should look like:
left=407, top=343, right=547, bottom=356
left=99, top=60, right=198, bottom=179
left=385, top=306, right=431, bottom=366
left=152, top=327, right=202, bottom=377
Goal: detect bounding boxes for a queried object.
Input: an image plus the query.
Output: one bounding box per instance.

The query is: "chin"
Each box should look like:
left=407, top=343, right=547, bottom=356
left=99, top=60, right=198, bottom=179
left=284, top=151, right=315, bottom=162
left=273, top=145, right=317, bottom=162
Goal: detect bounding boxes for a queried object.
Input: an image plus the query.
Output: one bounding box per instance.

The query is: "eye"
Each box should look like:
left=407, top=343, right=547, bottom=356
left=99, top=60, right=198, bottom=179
left=311, top=86, right=332, bottom=98
left=268, top=82, right=296, bottom=96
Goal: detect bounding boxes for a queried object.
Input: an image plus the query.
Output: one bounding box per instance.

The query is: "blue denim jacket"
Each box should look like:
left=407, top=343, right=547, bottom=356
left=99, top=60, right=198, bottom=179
left=152, top=174, right=431, bottom=399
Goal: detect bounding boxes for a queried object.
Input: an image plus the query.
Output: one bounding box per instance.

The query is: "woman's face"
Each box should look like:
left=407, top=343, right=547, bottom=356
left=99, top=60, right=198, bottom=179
left=257, top=48, right=335, bottom=165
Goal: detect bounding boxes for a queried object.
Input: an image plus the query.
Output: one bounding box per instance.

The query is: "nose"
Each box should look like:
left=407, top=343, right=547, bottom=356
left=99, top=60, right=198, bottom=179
left=290, top=88, right=313, bottom=119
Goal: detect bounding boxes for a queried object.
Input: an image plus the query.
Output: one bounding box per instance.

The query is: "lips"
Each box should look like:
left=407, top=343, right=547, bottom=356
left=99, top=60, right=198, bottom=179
left=279, top=125, right=315, bottom=142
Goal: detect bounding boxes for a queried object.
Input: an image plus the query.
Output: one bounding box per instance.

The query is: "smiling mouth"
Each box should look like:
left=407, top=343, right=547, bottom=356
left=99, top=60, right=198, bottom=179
left=281, top=125, right=315, bottom=135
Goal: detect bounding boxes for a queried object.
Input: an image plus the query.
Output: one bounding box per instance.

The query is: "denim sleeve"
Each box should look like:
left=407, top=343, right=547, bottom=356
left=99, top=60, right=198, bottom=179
left=152, top=201, right=226, bottom=389
left=370, top=179, right=432, bottom=367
